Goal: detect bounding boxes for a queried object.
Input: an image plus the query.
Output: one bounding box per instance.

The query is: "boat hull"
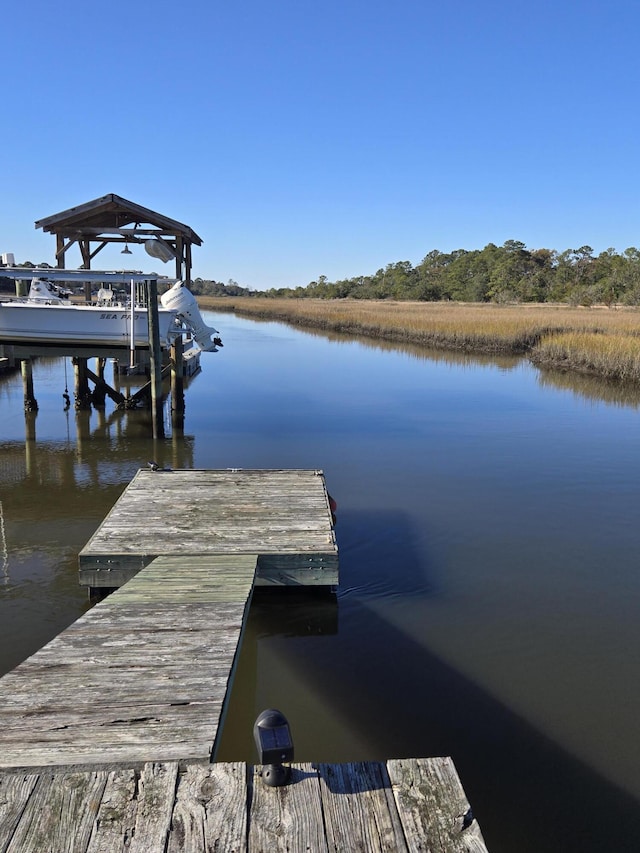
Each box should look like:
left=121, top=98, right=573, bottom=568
left=0, top=303, right=176, bottom=348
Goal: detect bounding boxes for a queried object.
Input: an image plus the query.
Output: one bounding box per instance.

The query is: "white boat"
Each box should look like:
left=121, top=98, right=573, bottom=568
left=0, top=271, right=220, bottom=352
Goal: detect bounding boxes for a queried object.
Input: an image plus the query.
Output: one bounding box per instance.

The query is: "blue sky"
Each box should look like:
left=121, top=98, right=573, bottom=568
left=2, top=0, right=639, bottom=289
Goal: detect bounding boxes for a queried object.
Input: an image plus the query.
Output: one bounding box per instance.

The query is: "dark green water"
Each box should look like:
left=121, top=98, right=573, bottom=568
left=1, top=312, right=640, bottom=851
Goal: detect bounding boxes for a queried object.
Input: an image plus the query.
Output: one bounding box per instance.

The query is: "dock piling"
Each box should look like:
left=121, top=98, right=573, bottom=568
left=72, top=357, right=92, bottom=410
left=146, top=279, right=164, bottom=439
left=170, top=336, right=185, bottom=434
left=20, top=359, right=37, bottom=412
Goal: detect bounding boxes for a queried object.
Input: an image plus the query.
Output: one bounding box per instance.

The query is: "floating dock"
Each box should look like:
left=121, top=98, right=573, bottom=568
left=79, top=469, right=339, bottom=590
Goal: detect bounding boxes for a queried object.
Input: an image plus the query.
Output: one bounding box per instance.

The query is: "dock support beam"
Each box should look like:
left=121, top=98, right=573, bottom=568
left=20, top=359, right=38, bottom=412
left=85, top=363, right=125, bottom=408
left=171, top=337, right=184, bottom=433
left=146, top=280, right=164, bottom=439
left=72, top=357, right=92, bottom=410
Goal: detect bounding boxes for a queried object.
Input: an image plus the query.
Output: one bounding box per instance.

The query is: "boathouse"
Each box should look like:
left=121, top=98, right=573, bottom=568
left=34, top=193, right=202, bottom=284
left=0, top=195, right=208, bottom=438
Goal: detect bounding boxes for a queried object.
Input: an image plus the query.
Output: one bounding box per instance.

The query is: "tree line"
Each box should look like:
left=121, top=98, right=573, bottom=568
left=6, top=241, right=640, bottom=304
left=262, top=241, right=640, bottom=305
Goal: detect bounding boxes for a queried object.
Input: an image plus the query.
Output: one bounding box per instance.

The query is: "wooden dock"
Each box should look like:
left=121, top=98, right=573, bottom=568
left=79, top=469, right=339, bottom=590
left=0, top=468, right=489, bottom=850
left=0, top=758, right=488, bottom=852
left=0, top=554, right=257, bottom=769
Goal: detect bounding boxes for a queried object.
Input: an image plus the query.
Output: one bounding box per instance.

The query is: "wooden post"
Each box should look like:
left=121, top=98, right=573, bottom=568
left=90, top=358, right=108, bottom=408
left=146, top=279, right=164, bottom=439
left=170, top=337, right=184, bottom=434
left=185, top=240, right=192, bottom=284
left=73, top=357, right=92, bottom=410
left=56, top=234, right=65, bottom=269
left=112, top=359, right=121, bottom=393
left=22, top=363, right=37, bottom=474
left=175, top=238, right=183, bottom=281
left=20, top=359, right=38, bottom=412
left=80, top=243, right=92, bottom=302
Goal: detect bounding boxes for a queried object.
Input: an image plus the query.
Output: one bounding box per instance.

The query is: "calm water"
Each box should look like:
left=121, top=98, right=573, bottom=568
left=1, top=312, right=640, bottom=851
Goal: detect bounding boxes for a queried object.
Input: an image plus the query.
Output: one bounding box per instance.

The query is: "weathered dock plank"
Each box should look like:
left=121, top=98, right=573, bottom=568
left=2, top=770, right=108, bottom=853
left=0, top=773, right=40, bottom=849
left=78, top=469, right=338, bottom=588
left=0, top=760, right=488, bottom=852
left=84, top=767, right=138, bottom=853
left=167, top=763, right=247, bottom=853
left=0, top=555, right=257, bottom=770
left=249, top=763, right=328, bottom=852
left=388, top=756, right=488, bottom=853
left=317, top=761, right=408, bottom=852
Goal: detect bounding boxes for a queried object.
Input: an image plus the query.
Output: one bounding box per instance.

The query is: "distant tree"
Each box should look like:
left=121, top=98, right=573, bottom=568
left=446, top=249, right=492, bottom=301
left=414, top=250, right=451, bottom=300
left=240, top=241, right=640, bottom=305
left=618, top=248, right=640, bottom=305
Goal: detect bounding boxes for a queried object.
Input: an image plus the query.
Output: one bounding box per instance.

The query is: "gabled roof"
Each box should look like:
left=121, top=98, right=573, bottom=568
left=35, top=194, right=202, bottom=245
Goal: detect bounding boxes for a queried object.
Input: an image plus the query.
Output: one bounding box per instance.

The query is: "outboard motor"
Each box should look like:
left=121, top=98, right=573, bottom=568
left=160, top=281, right=221, bottom=352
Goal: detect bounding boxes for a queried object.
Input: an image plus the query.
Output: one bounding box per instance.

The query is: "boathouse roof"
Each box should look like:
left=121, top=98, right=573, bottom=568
left=35, top=193, right=202, bottom=282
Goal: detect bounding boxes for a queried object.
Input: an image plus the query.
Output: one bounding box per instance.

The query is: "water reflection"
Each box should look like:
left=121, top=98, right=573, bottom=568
left=538, top=366, right=640, bottom=407
left=292, top=323, right=522, bottom=371
left=0, top=356, right=197, bottom=674
left=0, top=501, right=8, bottom=584
left=2, top=313, right=640, bottom=852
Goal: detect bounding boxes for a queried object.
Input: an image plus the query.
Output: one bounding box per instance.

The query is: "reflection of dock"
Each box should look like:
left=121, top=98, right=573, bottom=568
left=0, top=343, right=202, bottom=451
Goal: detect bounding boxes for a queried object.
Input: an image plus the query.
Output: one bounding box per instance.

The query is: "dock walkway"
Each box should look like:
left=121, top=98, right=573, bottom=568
left=0, top=554, right=257, bottom=769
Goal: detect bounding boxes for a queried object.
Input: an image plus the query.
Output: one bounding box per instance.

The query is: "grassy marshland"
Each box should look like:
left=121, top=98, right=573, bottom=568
left=531, top=331, right=640, bottom=384
left=199, top=297, right=640, bottom=384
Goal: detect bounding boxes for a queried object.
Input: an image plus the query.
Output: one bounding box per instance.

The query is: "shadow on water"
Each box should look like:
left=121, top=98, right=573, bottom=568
left=249, top=587, right=340, bottom=638
left=335, top=509, right=440, bottom=601
left=222, top=590, right=640, bottom=853
left=217, top=508, right=640, bottom=852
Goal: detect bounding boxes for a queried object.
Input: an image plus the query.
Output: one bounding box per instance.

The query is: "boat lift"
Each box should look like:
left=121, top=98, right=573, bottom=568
left=0, top=268, right=179, bottom=438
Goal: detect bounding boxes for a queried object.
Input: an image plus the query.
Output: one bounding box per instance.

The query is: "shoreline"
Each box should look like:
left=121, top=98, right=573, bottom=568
left=199, top=297, right=640, bottom=386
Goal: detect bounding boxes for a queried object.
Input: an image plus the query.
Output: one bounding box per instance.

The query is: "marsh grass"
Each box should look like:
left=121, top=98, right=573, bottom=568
left=531, top=331, right=640, bottom=383
left=200, top=297, right=640, bottom=382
